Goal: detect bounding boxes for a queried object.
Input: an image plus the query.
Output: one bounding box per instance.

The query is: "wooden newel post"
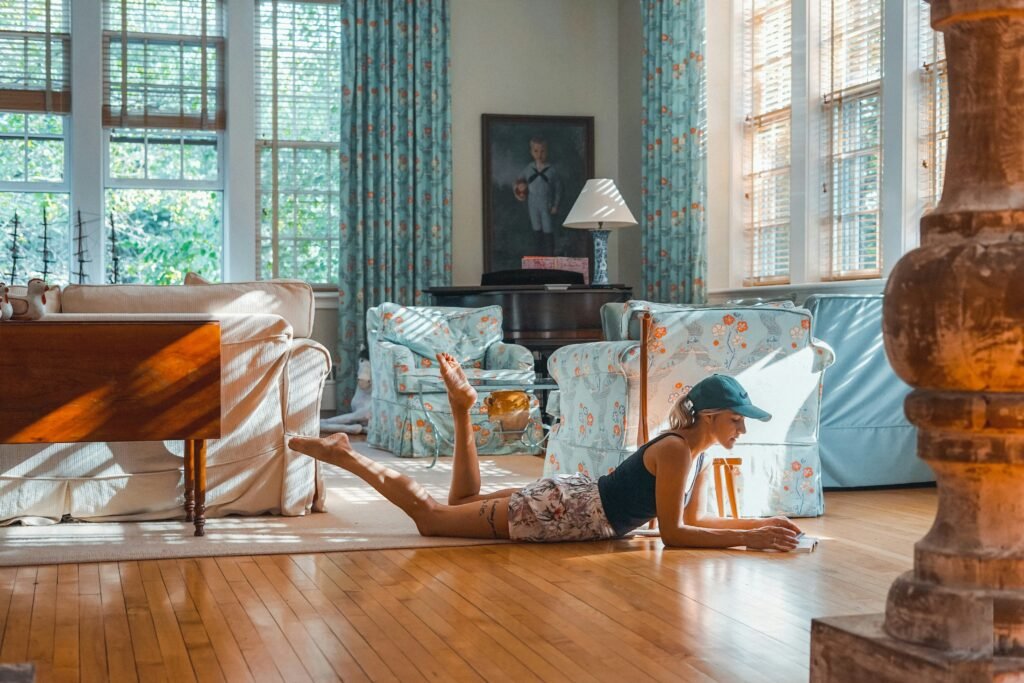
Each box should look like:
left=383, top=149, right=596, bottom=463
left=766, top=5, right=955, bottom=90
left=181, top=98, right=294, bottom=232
left=811, top=1, right=1024, bottom=680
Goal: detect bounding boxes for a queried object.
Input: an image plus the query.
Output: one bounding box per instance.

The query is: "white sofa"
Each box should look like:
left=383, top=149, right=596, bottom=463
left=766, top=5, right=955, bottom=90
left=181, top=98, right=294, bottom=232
left=0, top=280, right=332, bottom=524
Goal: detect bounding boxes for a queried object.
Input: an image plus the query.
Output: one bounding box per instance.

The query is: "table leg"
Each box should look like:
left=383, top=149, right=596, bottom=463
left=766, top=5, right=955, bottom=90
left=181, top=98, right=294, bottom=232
left=193, top=439, right=207, bottom=537
left=184, top=440, right=195, bottom=522
left=714, top=461, right=726, bottom=518
left=723, top=464, right=739, bottom=519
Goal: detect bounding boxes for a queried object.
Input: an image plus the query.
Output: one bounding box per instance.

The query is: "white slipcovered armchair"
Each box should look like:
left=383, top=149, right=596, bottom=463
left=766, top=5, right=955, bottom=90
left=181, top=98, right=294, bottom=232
left=0, top=280, right=331, bottom=524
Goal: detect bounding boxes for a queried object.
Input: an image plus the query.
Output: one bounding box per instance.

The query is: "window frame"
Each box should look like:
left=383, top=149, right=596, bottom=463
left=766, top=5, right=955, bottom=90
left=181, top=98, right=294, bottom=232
left=713, top=0, right=938, bottom=296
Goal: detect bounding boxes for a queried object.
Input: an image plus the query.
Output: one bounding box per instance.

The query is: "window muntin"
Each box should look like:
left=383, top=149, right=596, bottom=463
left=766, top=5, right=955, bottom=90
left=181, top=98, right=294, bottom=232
left=743, top=0, right=792, bottom=285
left=918, top=1, right=947, bottom=210
left=255, top=0, right=342, bottom=285
left=821, top=0, right=883, bottom=280
left=102, top=0, right=224, bottom=130
left=0, top=0, right=70, bottom=113
left=0, top=2, right=71, bottom=285
left=100, top=0, right=224, bottom=284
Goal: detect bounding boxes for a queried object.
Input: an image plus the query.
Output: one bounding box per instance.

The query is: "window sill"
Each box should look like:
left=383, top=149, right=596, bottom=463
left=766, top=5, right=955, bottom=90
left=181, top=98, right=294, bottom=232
left=708, top=279, right=886, bottom=305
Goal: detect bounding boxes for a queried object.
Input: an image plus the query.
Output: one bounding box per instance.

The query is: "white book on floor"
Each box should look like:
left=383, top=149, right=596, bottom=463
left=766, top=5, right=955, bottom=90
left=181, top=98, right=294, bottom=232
left=744, top=533, right=818, bottom=553
left=630, top=528, right=819, bottom=553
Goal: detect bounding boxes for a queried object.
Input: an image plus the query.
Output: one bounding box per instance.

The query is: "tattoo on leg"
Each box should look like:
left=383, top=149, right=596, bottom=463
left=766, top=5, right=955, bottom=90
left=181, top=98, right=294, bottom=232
left=478, top=501, right=487, bottom=517
left=486, top=501, right=498, bottom=538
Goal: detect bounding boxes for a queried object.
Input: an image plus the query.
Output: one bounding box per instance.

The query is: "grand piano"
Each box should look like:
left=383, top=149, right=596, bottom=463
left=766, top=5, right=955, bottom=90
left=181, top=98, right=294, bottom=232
left=423, top=284, right=633, bottom=365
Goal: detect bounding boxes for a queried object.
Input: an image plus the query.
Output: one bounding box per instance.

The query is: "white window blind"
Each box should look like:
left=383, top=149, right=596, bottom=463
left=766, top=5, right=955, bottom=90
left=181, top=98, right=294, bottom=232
left=743, top=0, right=791, bottom=286
left=0, top=0, right=70, bottom=113
left=821, top=0, right=883, bottom=280
left=255, top=0, right=343, bottom=284
left=918, top=1, right=947, bottom=210
left=102, top=0, right=225, bottom=130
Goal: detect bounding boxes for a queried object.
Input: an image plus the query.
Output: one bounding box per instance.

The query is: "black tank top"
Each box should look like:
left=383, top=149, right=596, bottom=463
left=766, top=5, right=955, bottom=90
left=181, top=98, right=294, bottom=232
left=597, top=432, right=706, bottom=537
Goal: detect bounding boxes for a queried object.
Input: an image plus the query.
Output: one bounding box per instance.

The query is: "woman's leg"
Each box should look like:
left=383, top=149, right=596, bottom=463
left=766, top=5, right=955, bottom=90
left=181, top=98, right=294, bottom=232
left=288, top=433, right=512, bottom=539
left=436, top=353, right=521, bottom=505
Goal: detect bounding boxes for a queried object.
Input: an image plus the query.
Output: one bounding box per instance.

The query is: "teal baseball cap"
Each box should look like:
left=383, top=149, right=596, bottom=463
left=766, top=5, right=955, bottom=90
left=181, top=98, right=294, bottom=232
left=687, top=374, right=772, bottom=422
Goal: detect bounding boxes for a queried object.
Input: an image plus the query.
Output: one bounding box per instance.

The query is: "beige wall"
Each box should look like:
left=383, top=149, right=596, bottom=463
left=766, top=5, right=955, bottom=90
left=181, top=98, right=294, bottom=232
left=450, top=0, right=638, bottom=287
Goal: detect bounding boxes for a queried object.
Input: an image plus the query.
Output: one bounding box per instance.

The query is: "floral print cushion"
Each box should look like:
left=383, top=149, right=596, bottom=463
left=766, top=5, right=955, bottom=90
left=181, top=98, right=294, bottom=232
left=378, top=302, right=503, bottom=365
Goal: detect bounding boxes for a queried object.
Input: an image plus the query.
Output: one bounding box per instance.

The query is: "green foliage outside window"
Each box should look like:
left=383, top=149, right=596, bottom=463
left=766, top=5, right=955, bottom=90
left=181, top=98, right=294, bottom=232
left=105, top=189, right=221, bottom=285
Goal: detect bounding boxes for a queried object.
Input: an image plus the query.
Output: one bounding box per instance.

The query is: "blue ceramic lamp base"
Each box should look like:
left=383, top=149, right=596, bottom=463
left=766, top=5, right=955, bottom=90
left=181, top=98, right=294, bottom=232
left=590, top=229, right=611, bottom=285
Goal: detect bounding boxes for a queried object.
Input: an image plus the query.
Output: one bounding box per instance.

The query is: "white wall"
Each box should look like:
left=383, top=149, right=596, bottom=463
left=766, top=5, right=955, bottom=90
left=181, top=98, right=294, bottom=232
left=450, top=0, right=633, bottom=286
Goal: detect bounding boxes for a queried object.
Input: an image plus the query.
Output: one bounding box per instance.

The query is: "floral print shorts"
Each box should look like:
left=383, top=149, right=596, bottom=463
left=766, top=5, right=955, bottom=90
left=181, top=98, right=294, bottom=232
left=507, top=473, right=618, bottom=542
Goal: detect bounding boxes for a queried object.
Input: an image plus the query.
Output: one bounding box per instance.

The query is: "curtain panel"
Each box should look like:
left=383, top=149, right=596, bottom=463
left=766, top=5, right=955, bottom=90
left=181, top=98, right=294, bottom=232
left=641, top=0, right=707, bottom=304
left=336, top=0, right=452, bottom=408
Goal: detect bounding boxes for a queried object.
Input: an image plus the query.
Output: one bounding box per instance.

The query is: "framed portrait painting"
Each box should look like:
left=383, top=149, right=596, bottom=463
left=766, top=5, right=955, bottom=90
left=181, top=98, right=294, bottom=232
left=481, top=114, right=595, bottom=274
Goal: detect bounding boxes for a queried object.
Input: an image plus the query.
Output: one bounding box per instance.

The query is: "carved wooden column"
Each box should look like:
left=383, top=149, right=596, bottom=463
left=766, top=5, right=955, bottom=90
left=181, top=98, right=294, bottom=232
left=810, top=1, right=1024, bottom=680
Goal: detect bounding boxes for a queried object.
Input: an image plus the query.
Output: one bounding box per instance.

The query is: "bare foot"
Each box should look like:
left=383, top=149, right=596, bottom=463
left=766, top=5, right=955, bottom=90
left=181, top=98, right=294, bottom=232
left=436, top=352, right=477, bottom=411
left=289, top=433, right=356, bottom=468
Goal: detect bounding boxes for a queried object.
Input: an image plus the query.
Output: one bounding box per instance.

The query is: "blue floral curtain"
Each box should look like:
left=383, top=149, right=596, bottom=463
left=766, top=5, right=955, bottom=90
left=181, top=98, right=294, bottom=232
left=336, top=0, right=452, bottom=408
left=641, top=0, right=707, bottom=304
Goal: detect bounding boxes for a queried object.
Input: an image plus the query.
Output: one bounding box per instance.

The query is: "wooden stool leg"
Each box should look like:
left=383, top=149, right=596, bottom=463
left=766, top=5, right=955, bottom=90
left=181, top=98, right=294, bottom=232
left=194, top=439, right=207, bottom=537
left=184, top=440, right=195, bottom=522
left=714, top=461, right=726, bottom=518
left=724, top=464, right=739, bottom=519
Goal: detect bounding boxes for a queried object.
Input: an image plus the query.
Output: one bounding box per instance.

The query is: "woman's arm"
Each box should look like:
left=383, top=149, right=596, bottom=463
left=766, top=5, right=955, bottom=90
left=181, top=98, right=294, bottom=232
left=653, top=445, right=751, bottom=548
left=683, top=468, right=803, bottom=533
left=654, top=447, right=800, bottom=550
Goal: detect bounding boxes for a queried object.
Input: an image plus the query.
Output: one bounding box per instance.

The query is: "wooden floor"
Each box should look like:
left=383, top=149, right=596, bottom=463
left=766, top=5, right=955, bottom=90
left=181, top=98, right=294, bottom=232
left=0, top=488, right=936, bottom=683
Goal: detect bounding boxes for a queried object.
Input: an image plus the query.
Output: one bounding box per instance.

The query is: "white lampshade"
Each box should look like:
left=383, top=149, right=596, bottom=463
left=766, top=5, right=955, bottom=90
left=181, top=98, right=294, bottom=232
left=563, top=178, right=637, bottom=229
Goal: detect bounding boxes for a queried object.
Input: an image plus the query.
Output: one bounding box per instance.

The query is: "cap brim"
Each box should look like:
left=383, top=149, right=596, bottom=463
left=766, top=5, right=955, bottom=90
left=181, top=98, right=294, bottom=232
left=733, top=404, right=772, bottom=422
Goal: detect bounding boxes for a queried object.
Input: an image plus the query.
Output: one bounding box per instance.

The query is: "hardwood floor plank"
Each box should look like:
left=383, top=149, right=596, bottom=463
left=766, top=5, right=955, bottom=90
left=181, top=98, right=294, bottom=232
left=327, top=551, right=480, bottom=682
left=0, top=567, right=36, bottom=664
left=139, top=560, right=197, bottom=683
left=27, top=565, right=57, bottom=681
left=52, top=564, right=80, bottom=683
left=387, top=548, right=607, bottom=683
left=117, top=561, right=168, bottom=683
left=157, top=560, right=224, bottom=683
left=178, top=560, right=255, bottom=683
left=296, top=554, right=425, bottom=682
left=252, top=555, right=369, bottom=682
left=97, top=562, right=138, bottom=683
left=78, top=593, right=107, bottom=683
left=224, top=558, right=315, bottom=682
left=350, top=550, right=536, bottom=681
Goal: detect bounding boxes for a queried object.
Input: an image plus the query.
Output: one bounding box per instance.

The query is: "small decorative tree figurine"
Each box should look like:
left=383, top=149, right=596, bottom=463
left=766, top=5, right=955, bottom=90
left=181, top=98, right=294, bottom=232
left=39, top=207, right=55, bottom=282
left=6, top=211, right=21, bottom=284
left=73, top=210, right=91, bottom=284
left=108, top=212, right=120, bottom=284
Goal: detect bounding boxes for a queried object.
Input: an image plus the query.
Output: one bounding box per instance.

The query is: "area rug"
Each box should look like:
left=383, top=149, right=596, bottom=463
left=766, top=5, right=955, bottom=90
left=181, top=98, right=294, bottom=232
left=0, top=441, right=544, bottom=567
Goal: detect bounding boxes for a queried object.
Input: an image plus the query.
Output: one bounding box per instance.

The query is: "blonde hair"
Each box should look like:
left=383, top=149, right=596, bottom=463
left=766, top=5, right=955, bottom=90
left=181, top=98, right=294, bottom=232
left=668, top=393, right=726, bottom=431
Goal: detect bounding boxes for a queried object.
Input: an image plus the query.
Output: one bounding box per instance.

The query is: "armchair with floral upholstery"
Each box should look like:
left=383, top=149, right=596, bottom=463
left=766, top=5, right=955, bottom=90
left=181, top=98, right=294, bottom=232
left=544, top=300, right=835, bottom=517
left=365, top=303, right=538, bottom=457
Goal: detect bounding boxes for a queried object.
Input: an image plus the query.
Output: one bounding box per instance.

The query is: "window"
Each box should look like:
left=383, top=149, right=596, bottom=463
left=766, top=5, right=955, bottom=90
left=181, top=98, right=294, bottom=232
left=732, top=1, right=951, bottom=290
left=821, top=0, right=883, bottom=280
left=743, top=0, right=792, bottom=285
left=918, top=1, right=947, bottom=209
left=0, top=0, right=70, bottom=284
left=255, top=0, right=342, bottom=285
left=101, top=0, right=225, bottom=284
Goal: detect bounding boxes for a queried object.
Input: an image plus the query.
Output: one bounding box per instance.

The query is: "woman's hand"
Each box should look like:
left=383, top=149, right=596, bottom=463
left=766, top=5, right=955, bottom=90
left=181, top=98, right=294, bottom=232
left=761, top=516, right=802, bottom=534
left=745, top=526, right=800, bottom=551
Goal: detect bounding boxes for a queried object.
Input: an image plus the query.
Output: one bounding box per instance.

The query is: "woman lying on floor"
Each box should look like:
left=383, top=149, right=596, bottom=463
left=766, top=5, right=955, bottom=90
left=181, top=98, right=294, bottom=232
left=290, top=353, right=802, bottom=551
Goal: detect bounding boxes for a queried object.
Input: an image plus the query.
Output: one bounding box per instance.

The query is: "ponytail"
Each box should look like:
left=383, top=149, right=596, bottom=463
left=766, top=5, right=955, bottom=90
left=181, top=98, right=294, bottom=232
left=668, top=391, right=726, bottom=431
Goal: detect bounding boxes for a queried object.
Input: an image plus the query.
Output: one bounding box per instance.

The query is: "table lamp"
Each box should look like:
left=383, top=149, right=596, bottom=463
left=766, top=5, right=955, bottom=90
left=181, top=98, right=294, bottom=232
left=563, top=178, right=637, bottom=286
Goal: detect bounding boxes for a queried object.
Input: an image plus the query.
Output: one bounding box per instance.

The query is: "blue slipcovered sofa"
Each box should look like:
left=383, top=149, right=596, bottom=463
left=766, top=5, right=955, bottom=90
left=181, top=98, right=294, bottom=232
left=804, top=294, right=934, bottom=487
